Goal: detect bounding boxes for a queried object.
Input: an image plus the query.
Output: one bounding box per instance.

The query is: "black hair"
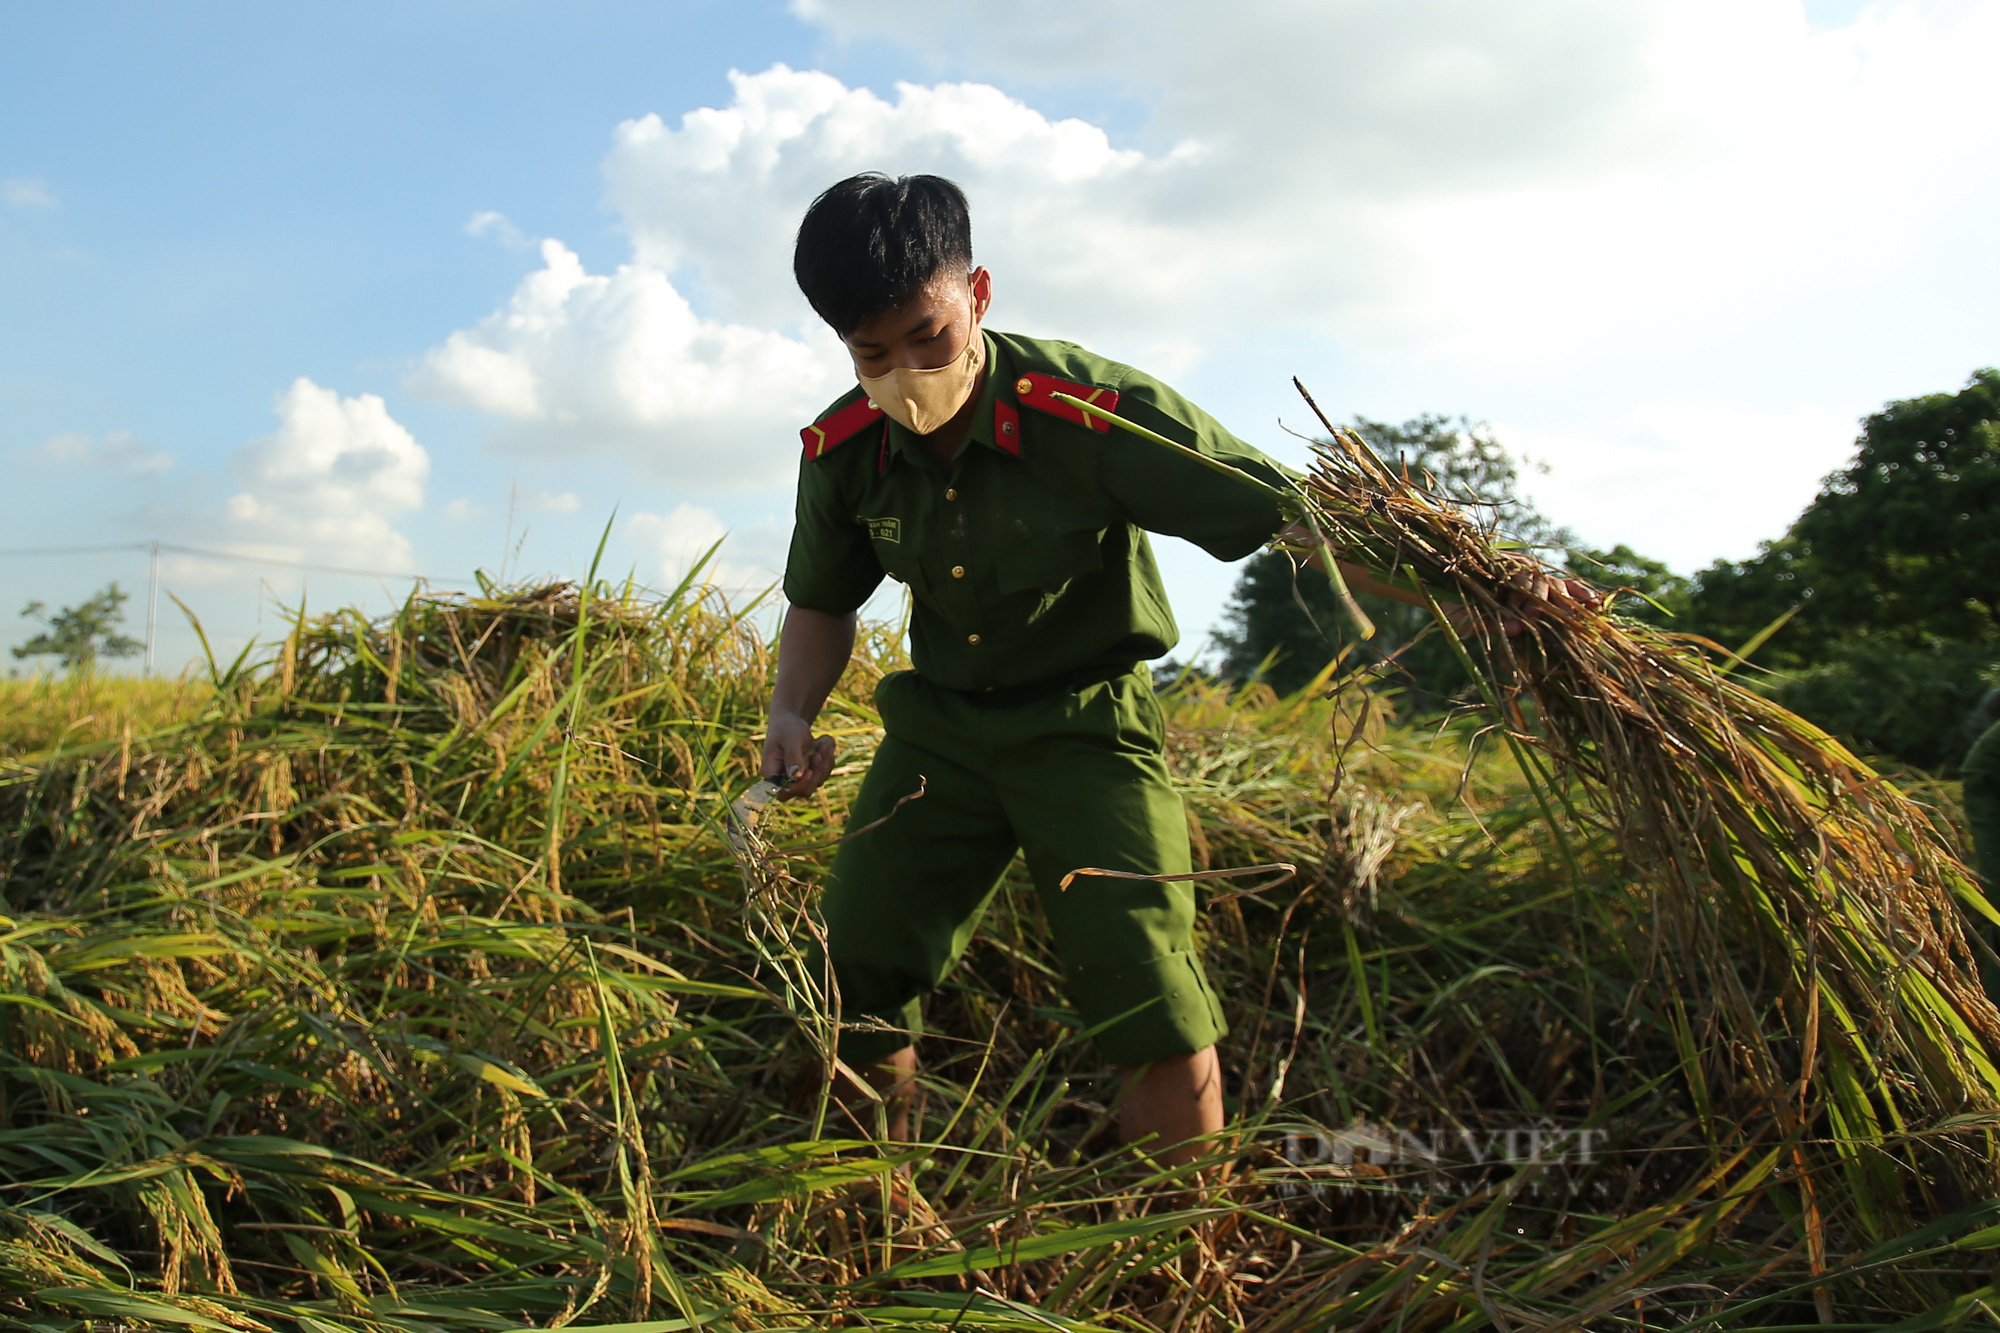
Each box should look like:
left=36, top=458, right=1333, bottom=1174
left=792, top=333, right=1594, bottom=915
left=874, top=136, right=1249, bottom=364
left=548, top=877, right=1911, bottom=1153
left=793, top=173, right=973, bottom=336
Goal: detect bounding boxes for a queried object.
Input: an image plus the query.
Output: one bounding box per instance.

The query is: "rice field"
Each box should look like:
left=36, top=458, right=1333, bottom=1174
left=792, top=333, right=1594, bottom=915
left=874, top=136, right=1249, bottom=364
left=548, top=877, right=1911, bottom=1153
left=0, top=567, right=1995, bottom=1331
left=0, top=673, right=204, bottom=755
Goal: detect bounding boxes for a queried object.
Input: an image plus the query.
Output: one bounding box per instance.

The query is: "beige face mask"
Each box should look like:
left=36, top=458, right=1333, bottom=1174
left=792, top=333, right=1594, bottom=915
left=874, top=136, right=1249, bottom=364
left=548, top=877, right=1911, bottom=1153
left=858, top=333, right=987, bottom=436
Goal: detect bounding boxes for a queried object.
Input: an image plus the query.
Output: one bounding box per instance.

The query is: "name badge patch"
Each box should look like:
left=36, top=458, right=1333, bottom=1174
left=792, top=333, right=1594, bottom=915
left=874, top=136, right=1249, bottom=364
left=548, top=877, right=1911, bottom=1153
left=862, top=516, right=902, bottom=544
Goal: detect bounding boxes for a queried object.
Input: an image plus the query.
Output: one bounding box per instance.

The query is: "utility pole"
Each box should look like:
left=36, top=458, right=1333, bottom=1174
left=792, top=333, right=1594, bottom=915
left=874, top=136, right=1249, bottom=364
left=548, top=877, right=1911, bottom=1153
left=145, top=540, right=160, bottom=676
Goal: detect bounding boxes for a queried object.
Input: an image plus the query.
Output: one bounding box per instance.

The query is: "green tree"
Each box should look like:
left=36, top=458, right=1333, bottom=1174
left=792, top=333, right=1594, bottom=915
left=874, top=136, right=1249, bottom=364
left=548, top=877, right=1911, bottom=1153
left=1764, top=637, right=1997, bottom=773
left=1682, top=369, right=2000, bottom=771
left=1684, top=368, right=2000, bottom=664
left=14, top=582, right=144, bottom=672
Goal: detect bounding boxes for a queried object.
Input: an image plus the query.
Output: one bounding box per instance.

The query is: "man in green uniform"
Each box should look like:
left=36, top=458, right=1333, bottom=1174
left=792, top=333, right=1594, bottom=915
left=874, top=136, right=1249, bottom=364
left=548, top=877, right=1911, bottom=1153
left=763, top=173, right=1403, bottom=1164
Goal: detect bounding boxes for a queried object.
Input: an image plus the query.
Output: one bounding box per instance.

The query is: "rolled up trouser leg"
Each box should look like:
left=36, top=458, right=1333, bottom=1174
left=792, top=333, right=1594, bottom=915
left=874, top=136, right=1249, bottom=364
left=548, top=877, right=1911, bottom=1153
left=996, top=668, right=1226, bottom=1066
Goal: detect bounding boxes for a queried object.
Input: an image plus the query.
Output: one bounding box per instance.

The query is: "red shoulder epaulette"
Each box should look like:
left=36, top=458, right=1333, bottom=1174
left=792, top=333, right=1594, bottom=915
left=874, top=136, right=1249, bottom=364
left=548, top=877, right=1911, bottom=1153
left=801, top=396, right=885, bottom=461
left=1012, top=372, right=1120, bottom=433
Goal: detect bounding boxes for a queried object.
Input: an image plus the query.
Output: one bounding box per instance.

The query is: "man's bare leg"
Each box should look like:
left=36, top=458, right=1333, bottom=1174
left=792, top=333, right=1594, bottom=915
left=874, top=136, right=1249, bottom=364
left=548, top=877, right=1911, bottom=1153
left=832, top=1044, right=918, bottom=1142
left=1115, top=1045, right=1224, bottom=1168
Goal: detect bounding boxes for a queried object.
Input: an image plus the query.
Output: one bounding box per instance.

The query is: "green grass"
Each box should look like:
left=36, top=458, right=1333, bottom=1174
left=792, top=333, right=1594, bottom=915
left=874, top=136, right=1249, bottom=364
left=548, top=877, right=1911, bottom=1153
left=0, top=577, right=1993, bottom=1331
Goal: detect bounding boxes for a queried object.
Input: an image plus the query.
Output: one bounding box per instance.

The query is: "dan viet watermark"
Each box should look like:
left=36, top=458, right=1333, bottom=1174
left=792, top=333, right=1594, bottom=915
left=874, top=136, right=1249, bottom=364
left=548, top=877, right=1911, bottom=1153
left=1276, top=1119, right=1614, bottom=1199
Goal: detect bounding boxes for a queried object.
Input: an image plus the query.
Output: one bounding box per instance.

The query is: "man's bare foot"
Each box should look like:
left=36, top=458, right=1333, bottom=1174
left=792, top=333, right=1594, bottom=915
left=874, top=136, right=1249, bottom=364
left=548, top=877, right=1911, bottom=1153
left=1115, top=1045, right=1225, bottom=1170
left=831, top=1045, right=917, bottom=1142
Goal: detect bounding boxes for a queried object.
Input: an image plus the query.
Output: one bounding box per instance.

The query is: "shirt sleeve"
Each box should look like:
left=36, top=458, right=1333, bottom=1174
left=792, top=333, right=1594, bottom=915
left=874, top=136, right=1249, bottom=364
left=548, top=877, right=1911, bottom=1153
left=782, top=460, right=885, bottom=615
left=1097, top=366, right=1302, bottom=562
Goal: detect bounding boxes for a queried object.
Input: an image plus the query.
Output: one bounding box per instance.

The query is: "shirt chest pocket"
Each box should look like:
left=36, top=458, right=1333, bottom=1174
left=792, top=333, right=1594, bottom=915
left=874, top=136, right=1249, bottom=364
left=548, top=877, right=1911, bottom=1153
left=996, top=528, right=1104, bottom=597
left=860, top=515, right=926, bottom=594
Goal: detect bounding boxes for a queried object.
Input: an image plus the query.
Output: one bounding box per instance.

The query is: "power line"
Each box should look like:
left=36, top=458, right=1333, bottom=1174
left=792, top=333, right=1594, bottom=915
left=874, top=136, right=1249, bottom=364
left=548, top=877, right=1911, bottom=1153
left=1, top=538, right=468, bottom=678
left=0, top=543, right=150, bottom=558
left=0, top=539, right=455, bottom=583
left=157, top=542, right=452, bottom=583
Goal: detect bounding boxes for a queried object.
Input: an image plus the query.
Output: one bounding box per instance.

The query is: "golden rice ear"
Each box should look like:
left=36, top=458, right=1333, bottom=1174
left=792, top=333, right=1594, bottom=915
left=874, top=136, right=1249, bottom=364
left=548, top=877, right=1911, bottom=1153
left=1292, top=375, right=2000, bottom=1235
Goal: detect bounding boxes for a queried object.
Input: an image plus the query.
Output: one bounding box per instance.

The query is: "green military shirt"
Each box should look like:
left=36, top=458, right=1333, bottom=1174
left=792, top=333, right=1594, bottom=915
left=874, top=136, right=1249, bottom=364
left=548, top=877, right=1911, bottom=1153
left=783, top=329, right=1298, bottom=693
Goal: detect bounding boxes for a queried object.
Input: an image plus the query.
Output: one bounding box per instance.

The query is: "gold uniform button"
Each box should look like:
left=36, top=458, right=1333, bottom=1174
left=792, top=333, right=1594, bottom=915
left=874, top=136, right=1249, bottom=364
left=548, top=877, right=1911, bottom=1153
left=865, top=398, right=877, bottom=409
left=944, top=487, right=957, bottom=500
left=1015, top=376, right=1033, bottom=395
left=967, top=633, right=981, bottom=645
left=951, top=565, right=966, bottom=579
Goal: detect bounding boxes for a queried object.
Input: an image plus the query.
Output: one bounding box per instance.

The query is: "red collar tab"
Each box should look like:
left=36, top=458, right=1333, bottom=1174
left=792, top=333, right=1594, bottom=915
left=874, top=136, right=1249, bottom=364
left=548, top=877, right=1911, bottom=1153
left=1013, top=372, right=1120, bottom=433
left=801, top=396, right=886, bottom=461
left=993, top=399, right=1022, bottom=457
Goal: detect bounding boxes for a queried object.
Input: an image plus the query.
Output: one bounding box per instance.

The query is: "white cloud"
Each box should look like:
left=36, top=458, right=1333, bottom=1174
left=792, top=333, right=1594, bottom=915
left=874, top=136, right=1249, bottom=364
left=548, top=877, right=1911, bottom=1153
left=27, top=429, right=172, bottom=474
left=2, top=177, right=55, bottom=209
left=1352, top=3, right=2000, bottom=362
left=627, top=504, right=780, bottom=595
left=600, top=66, right=1186, bottom=338
left=1510, top=403, right=1858, bottom=570
left=411, top=236, right=840, bottom=485
left=423, top=1, right=2000, bottom=585
left=520, top=487, right=581, bottom=513
left=465, top=209, right=531, bottom=249
left=416, top=66, right=1226, bottom=485
left=785, top=0, right=2000, bottom=360
left=784, top=2, right=2000, bottom=579
left=224, top=378, right=430, bottom=571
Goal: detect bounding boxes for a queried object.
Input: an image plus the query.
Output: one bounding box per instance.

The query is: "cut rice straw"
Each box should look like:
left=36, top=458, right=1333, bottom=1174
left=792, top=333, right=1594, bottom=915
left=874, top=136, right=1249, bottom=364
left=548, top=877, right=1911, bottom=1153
left=1073, top=373, right=2000, bottom=1239
left=1287, top=375, right=2000, bottom=1239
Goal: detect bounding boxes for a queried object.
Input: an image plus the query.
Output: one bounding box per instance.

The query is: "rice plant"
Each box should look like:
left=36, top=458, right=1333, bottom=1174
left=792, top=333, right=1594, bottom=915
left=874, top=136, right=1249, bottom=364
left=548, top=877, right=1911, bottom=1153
left=0, top=545, right=1993, bottom=1330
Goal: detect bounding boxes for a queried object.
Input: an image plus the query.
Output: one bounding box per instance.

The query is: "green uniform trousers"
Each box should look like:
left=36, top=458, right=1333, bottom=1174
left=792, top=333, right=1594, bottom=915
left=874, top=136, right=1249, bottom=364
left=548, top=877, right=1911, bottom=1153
left=820, top=665, right=1227, bottom=1068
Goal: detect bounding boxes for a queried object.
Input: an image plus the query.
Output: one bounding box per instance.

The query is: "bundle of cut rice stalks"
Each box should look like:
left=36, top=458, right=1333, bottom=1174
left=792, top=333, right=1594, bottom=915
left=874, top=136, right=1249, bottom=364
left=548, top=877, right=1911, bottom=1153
left=1060, top=382, right=2000, bottom=1260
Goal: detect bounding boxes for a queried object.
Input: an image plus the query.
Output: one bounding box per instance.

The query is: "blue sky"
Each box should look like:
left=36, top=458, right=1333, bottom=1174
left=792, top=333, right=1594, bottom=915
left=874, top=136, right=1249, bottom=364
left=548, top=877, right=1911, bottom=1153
left=4, top=0, right=1997, bottom=674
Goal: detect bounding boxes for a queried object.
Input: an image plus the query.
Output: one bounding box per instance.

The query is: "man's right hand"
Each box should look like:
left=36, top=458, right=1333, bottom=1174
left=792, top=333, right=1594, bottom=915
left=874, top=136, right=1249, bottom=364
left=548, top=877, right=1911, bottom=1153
left=763, top=605, right=858, bottom=799
left=762, top=710, right=838, bottom=798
